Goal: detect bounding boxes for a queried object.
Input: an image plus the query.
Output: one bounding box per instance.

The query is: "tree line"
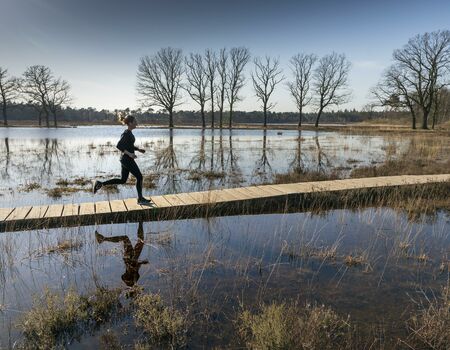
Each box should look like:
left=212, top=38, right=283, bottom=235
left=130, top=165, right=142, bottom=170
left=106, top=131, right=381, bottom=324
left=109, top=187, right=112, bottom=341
left=0, top=65, right=71, bottom=127
left=136, top=47, right=352, bottom=129
left=1, top=29, right=450, bottom=129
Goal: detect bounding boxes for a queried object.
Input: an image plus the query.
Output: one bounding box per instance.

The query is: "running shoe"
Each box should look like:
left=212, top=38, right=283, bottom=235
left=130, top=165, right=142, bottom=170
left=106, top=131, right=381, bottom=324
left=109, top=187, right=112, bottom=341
left=137, top=197, right=152, bottom=205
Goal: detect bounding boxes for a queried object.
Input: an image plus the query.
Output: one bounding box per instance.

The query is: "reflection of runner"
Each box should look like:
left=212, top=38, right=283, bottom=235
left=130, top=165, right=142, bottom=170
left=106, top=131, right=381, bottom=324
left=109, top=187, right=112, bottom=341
left=93, top=114, right=151, bottom=205
left=95, top=221, right=148, bottom=287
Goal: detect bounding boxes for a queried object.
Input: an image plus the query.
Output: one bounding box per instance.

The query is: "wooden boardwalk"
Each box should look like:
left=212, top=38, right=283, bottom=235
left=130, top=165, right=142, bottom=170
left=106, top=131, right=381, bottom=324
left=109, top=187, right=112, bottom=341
left=0, top=174, right=449, bottom=232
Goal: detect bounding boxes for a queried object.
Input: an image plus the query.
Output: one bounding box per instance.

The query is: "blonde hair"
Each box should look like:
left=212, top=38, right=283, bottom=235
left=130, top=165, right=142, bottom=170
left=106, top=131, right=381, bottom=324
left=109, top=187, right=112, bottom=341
left=117, top=112, right=135, bottom=125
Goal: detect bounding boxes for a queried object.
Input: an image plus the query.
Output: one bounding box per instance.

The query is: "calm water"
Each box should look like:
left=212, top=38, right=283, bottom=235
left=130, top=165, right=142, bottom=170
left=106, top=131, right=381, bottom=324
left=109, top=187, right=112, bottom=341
left=0, top=126, right=407, bottom=207
left=0, top=208, right=448, bottom=348
left=0, top=127, right=447, bottom=348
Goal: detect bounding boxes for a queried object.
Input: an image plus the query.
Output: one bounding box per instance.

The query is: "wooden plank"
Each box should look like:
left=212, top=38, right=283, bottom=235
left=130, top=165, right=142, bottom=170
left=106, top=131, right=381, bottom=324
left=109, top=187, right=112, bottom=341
left=62, top=204, right=79, bottom=217
left=233, top=187, right=261, bottom=198
left=221, top=188, right=251, bottom=200
left=243, top=186, right=273, bottom=197
left=26, top=205, right=48, bottom=220
left=5, top=206, right=32, bottom=222
left=45, top=204, right=64, bottom=218
left=0, top=208, right=14, bottom=221
left=79, top=202, right=95, bottom=216
left=187, top=191, right=220, bottom=204
left=109, top=200, right=127, bottom=213
left=255, top=185, right=286, bottom=196
left=175, top=193, right=200, bottom=205
left=163, top=194, right=187, bottom=206
left=123, top=198, right=143, bottom=211
left=211, top=189, right=239, bottom=202
left=150, top=195, right=172, bottom=208
left=95, top=201, right=111, bottom=214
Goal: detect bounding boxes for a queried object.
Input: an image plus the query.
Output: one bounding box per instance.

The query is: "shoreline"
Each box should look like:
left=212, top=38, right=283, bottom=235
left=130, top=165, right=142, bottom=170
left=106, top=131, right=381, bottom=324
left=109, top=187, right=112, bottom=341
left=1, top=120, right=449, bottom=135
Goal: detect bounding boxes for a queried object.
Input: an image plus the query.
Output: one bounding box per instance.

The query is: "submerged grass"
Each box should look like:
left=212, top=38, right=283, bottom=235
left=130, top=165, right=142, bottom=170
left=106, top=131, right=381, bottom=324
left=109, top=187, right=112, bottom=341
left=18, top=287, right=122, bottom=350
left=405, top=286, right=450, bottom=349
left=133, top=292, right=188, bottom=348
left=237, top=301, right=353, bottom=350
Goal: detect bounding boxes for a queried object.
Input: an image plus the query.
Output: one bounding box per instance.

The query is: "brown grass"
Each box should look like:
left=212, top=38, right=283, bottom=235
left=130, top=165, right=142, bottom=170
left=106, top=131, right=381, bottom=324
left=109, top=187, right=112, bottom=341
left=405, top=286, right=450, bottom=349
left=238, top=301, right=353, bottom=350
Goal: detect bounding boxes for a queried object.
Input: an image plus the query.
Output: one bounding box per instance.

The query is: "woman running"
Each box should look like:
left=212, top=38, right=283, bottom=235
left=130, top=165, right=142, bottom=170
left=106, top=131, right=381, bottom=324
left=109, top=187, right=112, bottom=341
left=93, top=115, right=152, bottom=205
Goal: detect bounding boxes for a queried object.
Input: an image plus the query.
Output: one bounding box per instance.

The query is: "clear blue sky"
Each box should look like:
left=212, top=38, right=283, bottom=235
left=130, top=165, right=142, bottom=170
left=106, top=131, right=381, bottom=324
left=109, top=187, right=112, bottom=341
left=1, top=0, right=449, bottom=112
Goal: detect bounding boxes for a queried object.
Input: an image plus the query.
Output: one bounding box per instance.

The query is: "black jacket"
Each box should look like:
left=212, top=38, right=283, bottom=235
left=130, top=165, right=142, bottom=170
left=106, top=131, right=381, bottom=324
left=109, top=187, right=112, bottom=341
left=116, top=129, right=138, bottom=160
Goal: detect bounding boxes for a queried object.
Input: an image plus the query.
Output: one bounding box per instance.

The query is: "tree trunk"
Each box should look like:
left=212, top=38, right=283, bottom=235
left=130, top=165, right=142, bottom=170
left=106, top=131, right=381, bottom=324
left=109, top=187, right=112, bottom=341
left=53, top=111, right=58, bottom=128
left=263, top=105, right=267, bottom=128
left=298, top=106, right=302, bottom=128
left=409, top=107, right=416, bottom=130
left=210, top=82, right=215, bottom=129
left=169, top=109, right=174, bottom=128
left=201, top=107, right=206, bottom=129
left=45, top=110, right=50, bottom=128
left=315, top=108, right=323, bottom=128
left=431, top=111, right=437, bottom=130
left=2, top=104, right=7, bottom=126
left=219, top=109, right=223, bottom=129
left=422, top=110, right=429, bottom=130
left=229, top=105, right=233, bottom=129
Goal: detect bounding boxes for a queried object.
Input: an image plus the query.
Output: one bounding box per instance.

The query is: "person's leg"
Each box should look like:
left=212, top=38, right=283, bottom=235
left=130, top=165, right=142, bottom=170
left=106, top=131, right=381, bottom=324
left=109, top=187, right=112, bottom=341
left=101, top=165, right=130, bottom=186
left=126, top=159, right=145, bottom=200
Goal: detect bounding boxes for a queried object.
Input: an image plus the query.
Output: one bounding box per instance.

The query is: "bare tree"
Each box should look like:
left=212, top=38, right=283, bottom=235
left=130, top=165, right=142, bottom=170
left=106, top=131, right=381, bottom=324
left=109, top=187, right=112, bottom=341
left=251, top=56, right=284, bottom=128
left=22, top=65, right=53, bottom=127
left=137, top=47, right=184, bottom=128
left=392, top=30, right=450, bottom=129
left=215, top=48, right=228, bottom=128
left=313, top=53, right=351, bottom=127
left=205, top=49, right=217, bottom=128
left=226, top=47, right=250, bottom=129
left=372, top=65, right=418, bottom=129
left=47, top=78, right=72, bottom=127
left=0, top=67, right=19, bottom=126
left=185, top=53, right=210, bottom=128
left=287, top=53, right=317, bottom=127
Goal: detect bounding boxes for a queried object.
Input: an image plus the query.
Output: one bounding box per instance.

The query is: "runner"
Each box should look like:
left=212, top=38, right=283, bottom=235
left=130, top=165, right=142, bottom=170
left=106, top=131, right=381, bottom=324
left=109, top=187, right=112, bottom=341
left=93, top=114, right=151, bottom=205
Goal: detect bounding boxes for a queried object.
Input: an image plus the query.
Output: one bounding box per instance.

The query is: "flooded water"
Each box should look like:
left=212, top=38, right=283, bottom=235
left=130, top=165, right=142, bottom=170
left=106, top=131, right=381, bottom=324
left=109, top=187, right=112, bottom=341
left=0, top=127, right=448, bottom=348
left=0, top=207, right=449, bottom=348
left=0, top=126, right=408, bottom=207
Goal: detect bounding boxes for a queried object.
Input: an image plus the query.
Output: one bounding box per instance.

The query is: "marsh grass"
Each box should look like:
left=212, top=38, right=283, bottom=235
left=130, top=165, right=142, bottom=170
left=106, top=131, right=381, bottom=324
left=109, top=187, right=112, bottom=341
left=20, top=182, right=41, bottom=192
left=273, top=170, right=340, bottom=184
left=46, top=186, right=87, bottom=198
left=187, top=170, right=226, bottom=181
left=133, top=292, right=188, bottom=348
left=47, top=238, right=83, bottom=254
left=405, top=286, right=450, bottom=349
left=18, top=287, right=122, bottom=349
left=237, top=301, right=353, bottom=350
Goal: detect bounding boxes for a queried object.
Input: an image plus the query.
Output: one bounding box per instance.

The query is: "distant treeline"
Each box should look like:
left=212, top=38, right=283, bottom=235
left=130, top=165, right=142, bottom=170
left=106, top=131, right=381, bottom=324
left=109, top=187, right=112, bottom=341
left=5, top=103, right=401, bottom=125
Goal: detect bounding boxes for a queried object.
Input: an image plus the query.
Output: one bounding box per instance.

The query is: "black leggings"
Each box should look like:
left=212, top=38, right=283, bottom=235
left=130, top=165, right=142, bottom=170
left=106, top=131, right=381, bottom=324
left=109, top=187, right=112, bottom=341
left=102, top=158, right=143, bottom=198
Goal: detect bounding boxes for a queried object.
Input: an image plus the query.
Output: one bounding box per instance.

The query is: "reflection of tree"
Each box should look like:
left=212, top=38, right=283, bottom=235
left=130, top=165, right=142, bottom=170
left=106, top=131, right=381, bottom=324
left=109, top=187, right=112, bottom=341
left=189, top=130, right=206, bottom=171
left=38, top=138, right=61, bottom=177
left=218, top=132, right=225, bottom=173
left=210, top=134, right=215, bottom=172
left=253, top=130, right=272, bottom=182
left=3, top=138, right=10, bottom=178
left=153, top=130, right=180, bottom=193
left=314, top=133, right=330, bottom=173
left=289, top=130, right=304, bottom=173
left=95, top=221, right=148, bottom=287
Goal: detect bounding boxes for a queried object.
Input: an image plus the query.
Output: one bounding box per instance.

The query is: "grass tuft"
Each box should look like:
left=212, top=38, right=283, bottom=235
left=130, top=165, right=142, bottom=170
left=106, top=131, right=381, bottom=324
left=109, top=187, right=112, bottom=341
left=238, top=301, right=353, bottom=350
left=133, top=293, right=188, bottom=348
